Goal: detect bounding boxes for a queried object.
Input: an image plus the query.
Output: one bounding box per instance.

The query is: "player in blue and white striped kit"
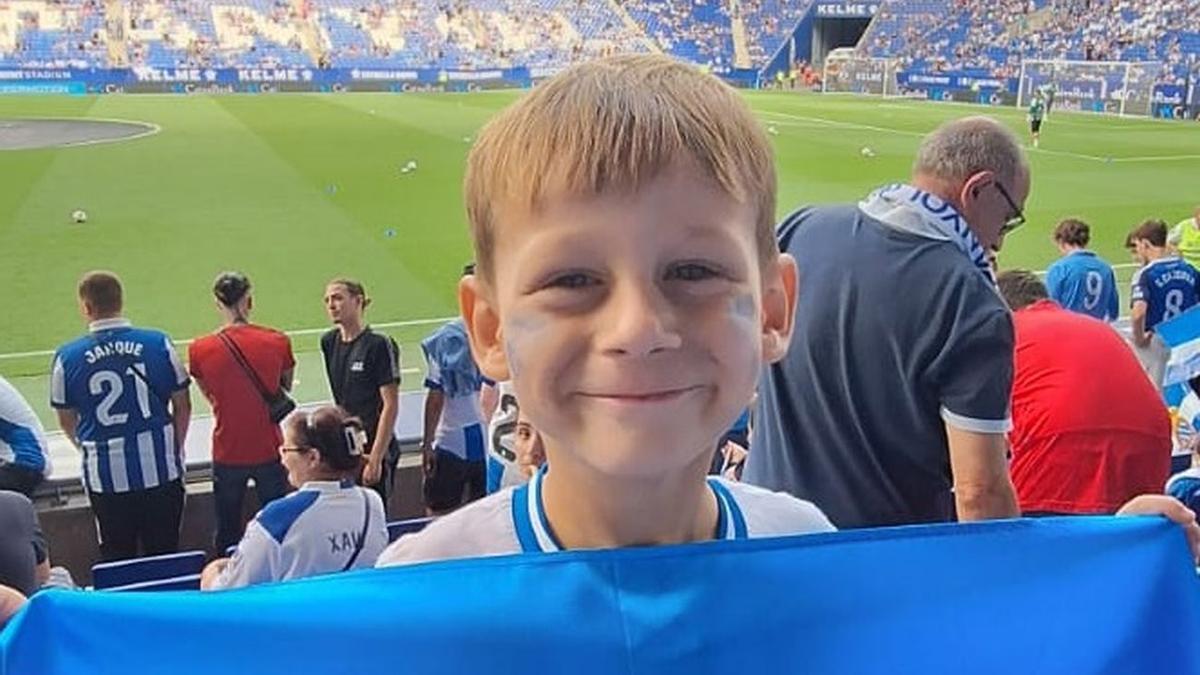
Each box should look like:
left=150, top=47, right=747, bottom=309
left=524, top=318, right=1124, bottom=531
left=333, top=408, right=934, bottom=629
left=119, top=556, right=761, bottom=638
left=50, top=272, right=192, bottom=561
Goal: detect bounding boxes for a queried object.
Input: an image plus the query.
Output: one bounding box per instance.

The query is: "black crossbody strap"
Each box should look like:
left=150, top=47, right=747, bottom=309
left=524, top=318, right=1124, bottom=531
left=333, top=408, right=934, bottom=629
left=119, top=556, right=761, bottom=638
left=341, top=489, right=371, bottom=571
left=217, top=331, right=274, bottom=403
left=92, top=335, right=168, bottom=404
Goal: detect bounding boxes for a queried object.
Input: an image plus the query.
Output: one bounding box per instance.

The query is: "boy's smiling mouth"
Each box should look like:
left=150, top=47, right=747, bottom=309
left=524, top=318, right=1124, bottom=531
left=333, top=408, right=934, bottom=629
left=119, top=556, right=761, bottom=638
left=578, top=385, right=705, bottom=403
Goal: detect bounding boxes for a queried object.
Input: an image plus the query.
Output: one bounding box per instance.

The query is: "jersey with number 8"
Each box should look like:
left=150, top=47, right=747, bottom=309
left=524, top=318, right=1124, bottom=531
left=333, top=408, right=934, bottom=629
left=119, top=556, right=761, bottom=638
left=51, top=319, right=190, bottom=493
left=1132, top=257, right=1200, bottom=331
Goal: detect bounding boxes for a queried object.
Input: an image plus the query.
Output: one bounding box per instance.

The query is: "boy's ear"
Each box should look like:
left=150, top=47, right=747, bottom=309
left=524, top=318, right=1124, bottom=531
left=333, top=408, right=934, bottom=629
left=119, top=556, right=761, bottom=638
left=459, top=275, right=511, bottom=382
left=760, top=253, right=798, bottom=364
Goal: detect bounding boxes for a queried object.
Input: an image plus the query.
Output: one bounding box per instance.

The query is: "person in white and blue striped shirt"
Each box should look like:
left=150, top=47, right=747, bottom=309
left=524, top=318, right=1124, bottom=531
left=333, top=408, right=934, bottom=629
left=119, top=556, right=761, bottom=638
left=0, top=376, right=51, bottom=497
left=50, top=271, right=192, bottom=561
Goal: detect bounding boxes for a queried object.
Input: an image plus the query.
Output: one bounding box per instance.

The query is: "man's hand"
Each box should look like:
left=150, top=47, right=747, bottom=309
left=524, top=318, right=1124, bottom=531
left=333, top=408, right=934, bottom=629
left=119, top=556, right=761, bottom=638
left=421, top=443, right=438, bottom=477
left=362, top=452, right=384, bottom=486
left=200, top=558, right=230, bottom=591
left=1117, top=495, right=1200, bottom=563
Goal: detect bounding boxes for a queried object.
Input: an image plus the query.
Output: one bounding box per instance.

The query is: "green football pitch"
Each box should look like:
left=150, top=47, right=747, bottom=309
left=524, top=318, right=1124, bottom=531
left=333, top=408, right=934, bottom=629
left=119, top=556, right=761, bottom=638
left=2, top=90, right=1199, bottom=427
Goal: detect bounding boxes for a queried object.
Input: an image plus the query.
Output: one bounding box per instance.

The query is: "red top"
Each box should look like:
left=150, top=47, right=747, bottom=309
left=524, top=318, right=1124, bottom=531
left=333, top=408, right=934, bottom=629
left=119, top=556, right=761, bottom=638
left=1010, top=300, right=1170, bottom=514
left=188, top=324, right=295, bottom=466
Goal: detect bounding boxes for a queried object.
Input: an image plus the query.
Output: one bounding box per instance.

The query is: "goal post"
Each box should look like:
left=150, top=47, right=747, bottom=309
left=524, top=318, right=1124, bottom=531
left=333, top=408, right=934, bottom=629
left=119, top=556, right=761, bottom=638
left=821, top=48, right=900, bottom=96
left=1017, top=59, right=1161, bottom=117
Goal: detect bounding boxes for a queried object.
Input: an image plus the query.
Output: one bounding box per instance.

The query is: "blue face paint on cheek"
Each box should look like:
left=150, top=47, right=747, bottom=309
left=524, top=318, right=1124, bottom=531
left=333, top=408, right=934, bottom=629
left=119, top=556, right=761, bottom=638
left=731, top=293, right=757, bottom=323
left=504, top=314, right=545, bottom=379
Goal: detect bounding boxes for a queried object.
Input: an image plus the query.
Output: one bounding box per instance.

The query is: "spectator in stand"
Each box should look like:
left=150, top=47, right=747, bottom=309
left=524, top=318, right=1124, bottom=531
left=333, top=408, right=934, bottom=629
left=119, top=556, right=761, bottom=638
left=188, top=272, right=295, bottom=554
left=997, top=270, right=1171, bottom=515
left=1167, top=435, right=1200, bottom=513
left=1127, top=219, right=1200, bottom=387
left=506, top=409, right=547, bottom=481
left=0, top=376, right=52, bottom=497
left=201, top=406, right=388, bottom=589
left=420, top=299, right=493, bottom=515
left=485, top=380, right=523, bottom=493
left=1167, top=205, right=1200, bottom=268
left=0, top=491, right=49, bottom=596
left=747, top=116, right=1026, bottom=528
left=320, top=279, right=401, bottom=514
left=1044, top=218, right=1119, bottom=321
left=51, top=271, right=192, bottom=561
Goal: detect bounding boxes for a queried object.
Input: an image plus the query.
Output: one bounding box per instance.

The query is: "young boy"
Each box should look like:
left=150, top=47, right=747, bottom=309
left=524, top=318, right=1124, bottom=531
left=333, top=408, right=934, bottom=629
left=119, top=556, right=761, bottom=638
left=376, top=54, right=834, bottom=566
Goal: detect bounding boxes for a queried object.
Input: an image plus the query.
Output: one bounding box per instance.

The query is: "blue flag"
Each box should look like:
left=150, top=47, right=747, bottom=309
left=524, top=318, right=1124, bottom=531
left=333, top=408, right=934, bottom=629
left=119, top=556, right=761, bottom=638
left=2, top=517, right=1197, bottom=674
left=1157, top=304, right=1200, bottom=387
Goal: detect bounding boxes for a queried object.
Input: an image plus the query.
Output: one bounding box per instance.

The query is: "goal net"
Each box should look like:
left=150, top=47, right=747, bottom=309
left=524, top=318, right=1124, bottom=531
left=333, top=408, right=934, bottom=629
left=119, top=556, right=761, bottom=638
left=821, top=49, right=900, bottom=96
left=1018, top=59, right=1161, bottom=117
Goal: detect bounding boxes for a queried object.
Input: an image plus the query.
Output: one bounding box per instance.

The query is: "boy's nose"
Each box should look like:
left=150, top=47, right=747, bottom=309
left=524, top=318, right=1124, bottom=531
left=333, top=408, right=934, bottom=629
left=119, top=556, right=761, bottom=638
left=598, top=283, right=683, bottom=358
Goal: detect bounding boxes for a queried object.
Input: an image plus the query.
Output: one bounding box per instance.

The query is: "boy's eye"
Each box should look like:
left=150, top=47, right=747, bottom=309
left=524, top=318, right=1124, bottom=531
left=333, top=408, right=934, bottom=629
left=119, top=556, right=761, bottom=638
left=546, top=272, right=598, bottom=290
left=667, top=263, right=721, bottom=282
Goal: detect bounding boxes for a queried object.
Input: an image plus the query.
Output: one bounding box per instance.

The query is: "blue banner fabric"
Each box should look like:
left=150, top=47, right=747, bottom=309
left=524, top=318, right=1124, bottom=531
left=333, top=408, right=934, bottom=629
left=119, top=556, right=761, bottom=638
left=1, top=516, right=1197, bottom=674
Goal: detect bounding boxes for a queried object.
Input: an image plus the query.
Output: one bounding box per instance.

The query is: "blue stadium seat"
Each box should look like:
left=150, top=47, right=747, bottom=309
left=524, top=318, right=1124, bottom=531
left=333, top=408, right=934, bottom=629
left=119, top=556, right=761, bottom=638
left=92, top=550, right=206, bottom=592
left=386, top=517, right=433, bottom=542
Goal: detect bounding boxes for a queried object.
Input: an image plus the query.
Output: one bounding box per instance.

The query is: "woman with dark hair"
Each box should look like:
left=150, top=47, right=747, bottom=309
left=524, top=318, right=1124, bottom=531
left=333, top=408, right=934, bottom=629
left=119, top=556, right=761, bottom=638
left=201, top=406, right=388, bottom=590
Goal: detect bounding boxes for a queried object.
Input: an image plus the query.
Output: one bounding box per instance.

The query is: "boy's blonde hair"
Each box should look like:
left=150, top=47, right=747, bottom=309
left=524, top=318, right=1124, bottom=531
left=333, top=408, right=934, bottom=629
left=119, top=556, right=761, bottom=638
left=464, top=54, right=777, bottom=279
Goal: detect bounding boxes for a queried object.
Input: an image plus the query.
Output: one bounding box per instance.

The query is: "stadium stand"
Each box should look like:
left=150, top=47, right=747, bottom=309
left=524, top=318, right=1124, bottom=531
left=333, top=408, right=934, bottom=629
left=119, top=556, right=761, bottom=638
left=1, top=0, right=1198, bottom=77
left=385, top=516, right=432, bottom=542
left=739, top=0, right=812, bottom=67
left=621, top=0, right=733, bottom=68
left=864, top=0, right=1200, bottom=85
left=0, top=0, right=107, bottom=68
left=91, top=550, right=206, bottom=591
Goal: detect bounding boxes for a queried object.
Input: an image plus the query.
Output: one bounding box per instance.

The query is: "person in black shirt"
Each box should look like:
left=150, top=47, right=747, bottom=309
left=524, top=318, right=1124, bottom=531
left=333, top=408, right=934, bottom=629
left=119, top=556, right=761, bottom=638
left=320, top=279, right=401, bottom=512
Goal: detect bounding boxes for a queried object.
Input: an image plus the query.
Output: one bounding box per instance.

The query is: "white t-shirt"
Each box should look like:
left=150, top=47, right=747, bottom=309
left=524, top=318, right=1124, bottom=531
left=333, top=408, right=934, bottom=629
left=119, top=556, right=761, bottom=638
left=485, top=381, right=526, bottom=492
left=376, top=468, right=835, bottom=567
left=425, top=357, right=485, bottom=460
left=0, top=375, right=51, bottom=477
left=213, top=480, right=388, bottom=589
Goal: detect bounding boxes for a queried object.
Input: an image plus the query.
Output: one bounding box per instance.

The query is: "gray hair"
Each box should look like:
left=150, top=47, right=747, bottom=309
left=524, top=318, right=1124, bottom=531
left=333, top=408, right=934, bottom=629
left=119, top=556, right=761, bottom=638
left=912, top=116, right=1027, bottom=186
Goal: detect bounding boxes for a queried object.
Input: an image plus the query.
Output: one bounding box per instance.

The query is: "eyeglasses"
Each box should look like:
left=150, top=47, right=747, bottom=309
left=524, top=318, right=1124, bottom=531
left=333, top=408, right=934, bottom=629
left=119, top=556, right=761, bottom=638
left=994, top=181, right=1026, bottom=235
left=279, top=445, right=311, bottom=454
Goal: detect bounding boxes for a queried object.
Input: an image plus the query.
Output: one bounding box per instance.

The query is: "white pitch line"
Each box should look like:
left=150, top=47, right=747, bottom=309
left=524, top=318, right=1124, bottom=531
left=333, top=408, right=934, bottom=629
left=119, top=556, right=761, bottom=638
left=0, top=315, right=457, bottom=361
left=760, top=106, right=1198, bottom=164
left=0, top=116, right=162, bottom=151
left=1109, top=154, right=1200, bottom=163
left=759, top=109, right=925, bottom=137
left=1026, top=146, right=1108, bottom=162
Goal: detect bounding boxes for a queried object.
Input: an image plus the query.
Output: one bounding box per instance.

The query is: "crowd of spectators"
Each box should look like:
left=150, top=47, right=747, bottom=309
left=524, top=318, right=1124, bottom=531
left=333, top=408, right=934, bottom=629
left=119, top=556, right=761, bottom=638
left=2, top=0, right=1199, bottom=79
left=0, top=0, right=761, bottom=71
left=0, top=0, right=106, bottom=68
left=737, top=0, right=812, bottom=66
left=619, top=0, right=733, bottom=69
left=864, top=0, right=1200, bottom=85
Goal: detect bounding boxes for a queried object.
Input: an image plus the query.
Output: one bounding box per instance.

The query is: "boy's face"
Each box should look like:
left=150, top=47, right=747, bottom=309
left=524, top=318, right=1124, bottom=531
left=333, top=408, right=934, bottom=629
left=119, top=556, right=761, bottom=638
left=1129, top=240, right=1150, bottom=265
left=461, top=162, right=796, bottom=480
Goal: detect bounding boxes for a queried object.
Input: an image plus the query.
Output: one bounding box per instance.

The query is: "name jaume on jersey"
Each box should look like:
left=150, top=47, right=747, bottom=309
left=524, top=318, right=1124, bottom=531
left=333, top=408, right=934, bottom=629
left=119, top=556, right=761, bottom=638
left=1154, top=269, right=1197, bottom=288
left=83, top=340, right=144, bottom=364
